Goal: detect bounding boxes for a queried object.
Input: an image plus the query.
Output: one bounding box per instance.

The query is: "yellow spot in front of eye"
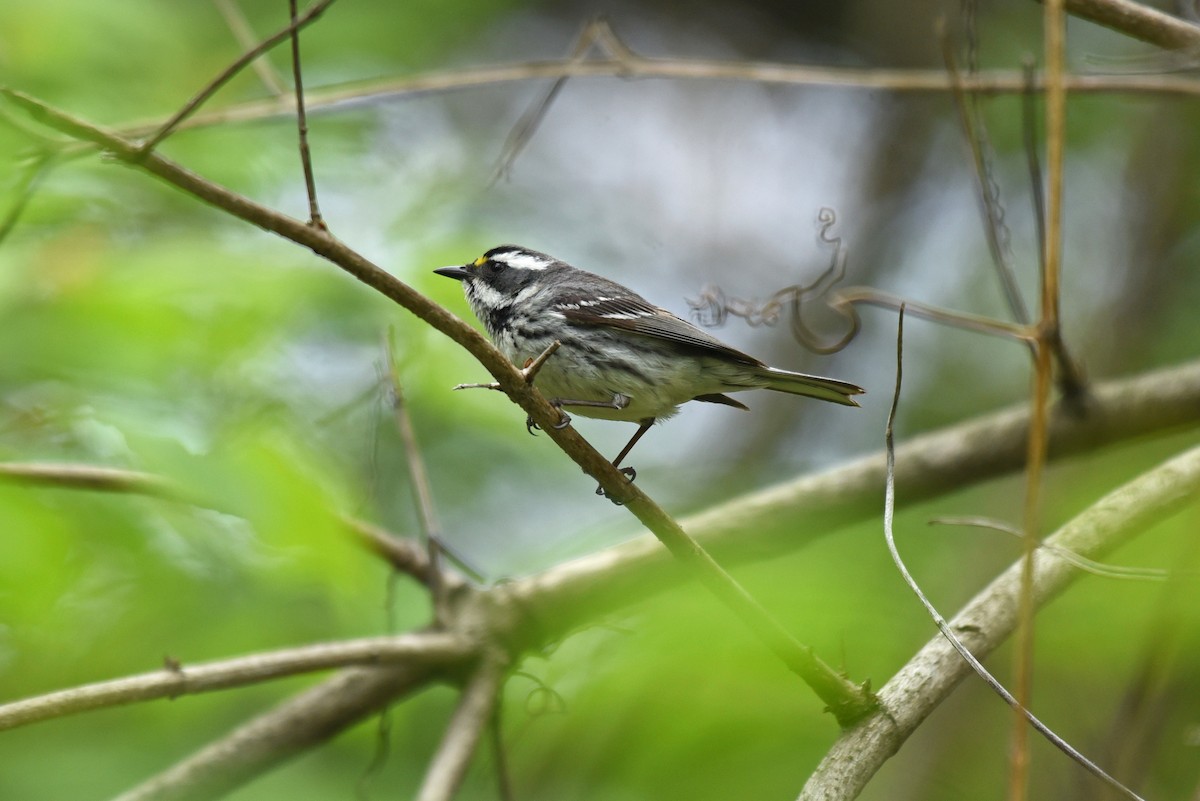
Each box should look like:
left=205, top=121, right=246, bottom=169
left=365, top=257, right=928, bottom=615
left=473, top=256, right=488, bottom=267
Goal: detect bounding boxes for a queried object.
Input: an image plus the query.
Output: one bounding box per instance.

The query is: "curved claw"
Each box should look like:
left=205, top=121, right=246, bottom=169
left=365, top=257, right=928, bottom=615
left=594, top=464, right=638, bottom=504
left=595, top=483, right=626, bottom=505
left=525, top=416, right=540, bottom=436
left=552, top=411, right=571, bottom=430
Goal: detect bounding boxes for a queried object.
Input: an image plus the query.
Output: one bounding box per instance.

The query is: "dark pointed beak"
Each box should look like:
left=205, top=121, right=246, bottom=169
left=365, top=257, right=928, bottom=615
left=433, top=265, right=471, bottom=281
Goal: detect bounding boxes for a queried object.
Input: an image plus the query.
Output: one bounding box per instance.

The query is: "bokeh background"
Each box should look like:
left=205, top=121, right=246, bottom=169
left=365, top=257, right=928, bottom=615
left=2, top=1, right=1199, bottom=799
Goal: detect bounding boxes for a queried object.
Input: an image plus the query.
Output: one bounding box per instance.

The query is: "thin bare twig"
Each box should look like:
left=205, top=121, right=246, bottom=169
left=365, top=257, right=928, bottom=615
left=415, top=656, right=507, bottom=801
left=942, top=21, right=1032, bottom=329
left=341, top=514, right=436, bottom=583
left=212, top=0, right=288, bottom=96
left=383, top=335, right=443, bottom=553
left=383, top=329, right=476, bottom=607
left=138, top=0, right=336, bottom=154
left=0, top=150, right=58, bottom=246
left=929, top=516, right=1183, bottom=581
left=288, top=0, right=326, bottom=229
left=0, top=631, right=473, bottom=732
left=491, top=18, right=624, bottom=183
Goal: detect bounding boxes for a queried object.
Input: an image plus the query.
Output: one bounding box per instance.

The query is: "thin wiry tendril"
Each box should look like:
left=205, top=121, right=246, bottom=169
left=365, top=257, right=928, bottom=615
left=686, top=208, right=860, bottom=354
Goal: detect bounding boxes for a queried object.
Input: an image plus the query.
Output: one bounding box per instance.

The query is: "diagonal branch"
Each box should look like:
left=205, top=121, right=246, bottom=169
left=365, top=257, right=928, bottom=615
left=0, top=87, right=873, bottom=724
left=212, top=0, right=289, bottom=96
left=138, top=0, right=336, bottom=154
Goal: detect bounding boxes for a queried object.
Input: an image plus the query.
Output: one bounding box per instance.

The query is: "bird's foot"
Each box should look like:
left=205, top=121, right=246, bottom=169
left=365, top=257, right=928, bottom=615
left=595, top=465, right=637, bottom=504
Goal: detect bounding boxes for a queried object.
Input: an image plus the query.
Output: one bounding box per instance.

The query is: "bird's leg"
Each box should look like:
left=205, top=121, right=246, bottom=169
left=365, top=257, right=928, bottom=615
left=596, top=417, right=654, bottom=502
left=526, top=392, right=631, bottom=435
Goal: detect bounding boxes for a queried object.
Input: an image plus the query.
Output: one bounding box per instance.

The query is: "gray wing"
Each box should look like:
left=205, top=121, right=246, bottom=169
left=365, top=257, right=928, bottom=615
left=552, top=293, right=764, bottom=366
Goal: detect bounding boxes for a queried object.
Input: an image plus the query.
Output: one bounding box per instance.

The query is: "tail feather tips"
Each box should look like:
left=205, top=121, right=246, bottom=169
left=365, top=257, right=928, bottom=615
left=759, top=367, right=864, bottom=407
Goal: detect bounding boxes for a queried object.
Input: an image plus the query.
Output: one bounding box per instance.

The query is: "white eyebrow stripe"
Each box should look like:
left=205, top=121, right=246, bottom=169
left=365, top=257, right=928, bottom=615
left=495, top=252, right=552, bottom=271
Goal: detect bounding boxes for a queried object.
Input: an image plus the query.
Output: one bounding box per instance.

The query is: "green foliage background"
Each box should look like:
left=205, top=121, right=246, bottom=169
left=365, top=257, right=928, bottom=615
left=2, top=1, right=1199, bottom=800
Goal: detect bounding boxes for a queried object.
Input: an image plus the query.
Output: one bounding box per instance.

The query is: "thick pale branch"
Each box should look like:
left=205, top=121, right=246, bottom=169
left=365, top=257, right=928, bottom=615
left=510, top=358, right=1200, bottom=636
left=0, top=632, right=473, bottom=732
left=24, top=358, right=1198, bottom=800
left=797, top=443, right=1200, bottom=801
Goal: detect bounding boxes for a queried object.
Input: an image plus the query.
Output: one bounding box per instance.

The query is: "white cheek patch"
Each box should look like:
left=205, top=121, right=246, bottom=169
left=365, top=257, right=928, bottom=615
left=512, top=285, right=541, bottom=305
left=466, top=282, right=506, bottom=311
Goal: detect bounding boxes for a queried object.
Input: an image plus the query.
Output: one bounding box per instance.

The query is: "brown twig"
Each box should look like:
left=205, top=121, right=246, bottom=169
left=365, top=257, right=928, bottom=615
left=288, top=0, right=326, bottom=230
left=384, top=329, right=457, bottom=608
left=212, top=0, right=288, bottom=96
left=137, top=0, right=336, bottom=154
left=341, top=514, right=438, bottom=584
left=491, top=18, right=624, bottom=183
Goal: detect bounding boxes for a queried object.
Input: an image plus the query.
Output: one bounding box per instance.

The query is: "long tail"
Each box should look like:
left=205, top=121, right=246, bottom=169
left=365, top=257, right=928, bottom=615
left=757, top=366, right=864, bottom=407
